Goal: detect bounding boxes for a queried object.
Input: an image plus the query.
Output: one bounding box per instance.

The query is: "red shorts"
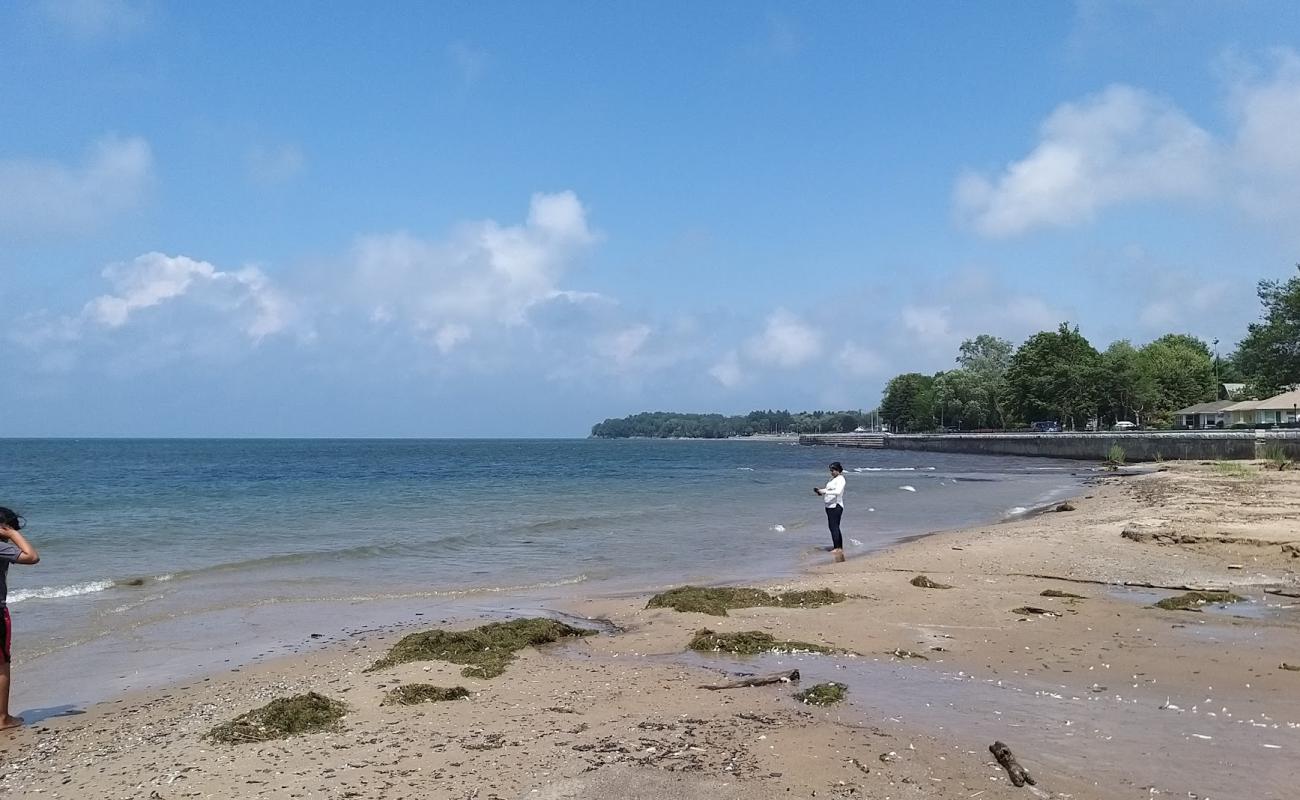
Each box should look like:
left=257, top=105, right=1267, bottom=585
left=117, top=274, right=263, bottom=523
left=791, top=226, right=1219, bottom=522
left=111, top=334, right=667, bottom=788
left=1, top=606, right=10, bottom=664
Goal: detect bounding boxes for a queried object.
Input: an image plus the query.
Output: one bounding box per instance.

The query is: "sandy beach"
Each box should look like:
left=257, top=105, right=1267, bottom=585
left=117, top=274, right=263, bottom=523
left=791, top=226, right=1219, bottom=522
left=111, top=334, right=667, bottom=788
left=2, top=461, right=1297, bottom=800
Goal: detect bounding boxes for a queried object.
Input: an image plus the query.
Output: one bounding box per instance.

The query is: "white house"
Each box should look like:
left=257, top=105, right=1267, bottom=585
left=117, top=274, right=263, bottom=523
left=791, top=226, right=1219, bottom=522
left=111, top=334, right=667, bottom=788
left=1173, top=400, right=1235, bottom=429
left=1223, top=388, right=1300, bottom=427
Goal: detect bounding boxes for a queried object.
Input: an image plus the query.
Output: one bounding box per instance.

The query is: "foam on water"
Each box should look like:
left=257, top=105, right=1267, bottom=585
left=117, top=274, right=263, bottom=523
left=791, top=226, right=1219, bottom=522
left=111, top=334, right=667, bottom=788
left=8, top=580, right=115, bottom=604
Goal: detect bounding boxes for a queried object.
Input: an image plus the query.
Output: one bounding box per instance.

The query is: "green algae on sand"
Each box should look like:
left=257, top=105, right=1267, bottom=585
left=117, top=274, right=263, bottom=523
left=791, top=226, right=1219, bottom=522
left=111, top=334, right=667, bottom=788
left=382, top=684, right=471, bottom=706
left=1040, top=589, right=1085, bottom=599
left=646, top=586, right=845, bottom=616
left=1154, top=590, right=1244, bottom=612
left=910, top=575, right=953, bottom=589
left=207, top=692, right=348, bottom=744
left=688, top=628, right=839, bottom=655
left=367, top=617, right=595, bottom=678
left=794, top=682, right=848, bottom=706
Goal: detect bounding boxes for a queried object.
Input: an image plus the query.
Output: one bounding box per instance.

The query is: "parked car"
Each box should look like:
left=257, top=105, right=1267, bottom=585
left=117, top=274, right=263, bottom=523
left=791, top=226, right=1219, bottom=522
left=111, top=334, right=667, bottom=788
left=1030, top=421, right=1061, bottom=433
left=1112, top=421, right=1137, bottom=431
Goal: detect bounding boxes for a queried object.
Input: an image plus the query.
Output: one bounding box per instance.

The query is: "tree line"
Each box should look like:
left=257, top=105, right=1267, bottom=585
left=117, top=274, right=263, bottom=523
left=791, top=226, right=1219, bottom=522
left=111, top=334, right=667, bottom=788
left=590, top=409, right=875, bottom=439
left=880, top=265, right=1300, bottom=432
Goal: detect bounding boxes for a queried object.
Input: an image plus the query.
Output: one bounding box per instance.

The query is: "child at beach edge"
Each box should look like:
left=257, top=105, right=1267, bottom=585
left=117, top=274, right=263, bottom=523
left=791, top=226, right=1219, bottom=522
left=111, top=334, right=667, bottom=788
left=1, top=506, right=40, bottom=731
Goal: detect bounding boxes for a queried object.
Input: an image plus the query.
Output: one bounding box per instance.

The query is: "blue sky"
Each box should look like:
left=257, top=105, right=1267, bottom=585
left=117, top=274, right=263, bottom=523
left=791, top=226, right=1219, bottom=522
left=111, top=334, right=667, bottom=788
left=3, top=1, right=1299, bottom=436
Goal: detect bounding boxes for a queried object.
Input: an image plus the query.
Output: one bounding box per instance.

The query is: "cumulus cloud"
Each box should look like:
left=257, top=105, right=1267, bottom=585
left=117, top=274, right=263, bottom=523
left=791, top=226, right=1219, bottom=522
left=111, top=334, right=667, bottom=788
left=955, top=86, right=1215, bottom=237
left=352, top=191, right=598, bottom=353
left=957, top=50, right=1300, bottom=237
left=709, top=350, right=745, bottom=388
left=834, top=342, right=887, bottom=378
left=595, top=324, right=652, bottom=367
left=85, top=252, right=292, bottom=340
left=1227, top=49, right=1300, bottom=219
left=0, top=135, right=153, bottom=235
left=744, top=309, right=821, bottom=368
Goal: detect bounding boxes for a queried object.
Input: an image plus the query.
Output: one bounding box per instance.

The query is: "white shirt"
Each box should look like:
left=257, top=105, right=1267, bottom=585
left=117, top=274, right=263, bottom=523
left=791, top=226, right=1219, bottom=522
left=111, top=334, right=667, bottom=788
left=821, top=474, right=845, bottom=508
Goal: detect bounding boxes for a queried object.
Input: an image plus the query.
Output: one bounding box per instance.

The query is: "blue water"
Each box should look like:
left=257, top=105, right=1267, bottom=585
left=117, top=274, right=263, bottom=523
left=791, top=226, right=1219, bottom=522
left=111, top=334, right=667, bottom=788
left=0, top=438, right=1090, bottom=709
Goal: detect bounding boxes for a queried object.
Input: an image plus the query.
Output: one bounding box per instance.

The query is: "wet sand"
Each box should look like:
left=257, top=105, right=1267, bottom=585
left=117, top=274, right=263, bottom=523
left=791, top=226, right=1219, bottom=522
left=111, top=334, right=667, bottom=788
left=1, top=462, right=1298, bottom=799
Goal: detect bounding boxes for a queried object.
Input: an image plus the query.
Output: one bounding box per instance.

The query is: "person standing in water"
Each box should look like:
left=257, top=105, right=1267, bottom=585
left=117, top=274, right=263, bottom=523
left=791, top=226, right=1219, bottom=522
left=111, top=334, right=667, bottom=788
left=1, top=506, right=40, bottom=731
left=813, top=462, right=846, bottom=562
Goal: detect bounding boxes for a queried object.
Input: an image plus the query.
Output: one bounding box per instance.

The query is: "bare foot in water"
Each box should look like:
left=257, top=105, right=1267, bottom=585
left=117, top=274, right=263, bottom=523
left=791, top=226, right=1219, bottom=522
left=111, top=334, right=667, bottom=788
left=0, top=715, right=23, bottom=731
left=832, top=549, right=845, bottom=563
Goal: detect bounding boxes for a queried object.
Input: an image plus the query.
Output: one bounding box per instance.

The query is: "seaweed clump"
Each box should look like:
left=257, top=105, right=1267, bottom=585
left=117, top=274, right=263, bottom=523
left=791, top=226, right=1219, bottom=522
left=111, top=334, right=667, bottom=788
left=646, top=586, right=845, bottom=616
left=910, top=575, right=953, bottom=590
left=1154, top=590, right=1244, bottom=612
left=1040, top=589, right=1085, bottom=599
left=794, top=682, right=848, bottom=706
left=207, top=692, right=347, bottom=744
left=688, top=628, right=837, bottom=655
left=366, top=617, right=595, bottom=677
left=382, top=684, right=471, bottom=706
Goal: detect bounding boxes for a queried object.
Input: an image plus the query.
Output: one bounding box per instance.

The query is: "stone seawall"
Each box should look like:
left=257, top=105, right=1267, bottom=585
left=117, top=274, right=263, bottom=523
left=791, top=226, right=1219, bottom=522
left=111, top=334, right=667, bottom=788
left=799, top=431, right=1300, bottom=462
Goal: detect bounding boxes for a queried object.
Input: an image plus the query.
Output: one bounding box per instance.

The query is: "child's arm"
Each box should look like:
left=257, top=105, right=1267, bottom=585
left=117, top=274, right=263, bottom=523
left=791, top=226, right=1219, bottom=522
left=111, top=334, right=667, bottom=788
left=0, top=528, right=38, bottom=565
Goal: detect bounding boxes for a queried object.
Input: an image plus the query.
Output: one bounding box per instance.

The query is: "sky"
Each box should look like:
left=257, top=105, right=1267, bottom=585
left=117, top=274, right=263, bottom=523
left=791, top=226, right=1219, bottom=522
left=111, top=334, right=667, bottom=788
left=2, top=1, right=1300, bottom=437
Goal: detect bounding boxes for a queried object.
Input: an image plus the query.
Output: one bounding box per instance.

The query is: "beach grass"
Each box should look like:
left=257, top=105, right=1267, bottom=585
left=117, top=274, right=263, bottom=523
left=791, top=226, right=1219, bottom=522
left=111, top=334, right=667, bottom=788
left=382, top=684, right=471, bottom=706
left=793, top=682, right=848, bottom=706
left=1212, top=461, right=1256, bottom=478
left=1154, top=590, right=1244, bottom=611
left=366, top=618, right=595, bottom=678
left=207, top=692, right=348, bottom=744
left=688, top=628, right=839, bottom=655
left=646, top=585, right=845, bottom=616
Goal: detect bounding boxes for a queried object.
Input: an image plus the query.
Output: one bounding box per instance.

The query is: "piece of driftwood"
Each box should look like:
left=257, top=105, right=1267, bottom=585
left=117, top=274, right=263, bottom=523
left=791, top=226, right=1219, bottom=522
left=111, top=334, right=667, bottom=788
left=699, top=669, right=800, bottom=690
left=990, top=740, right=1036, bottom=787
left=1267, top=588, right=1300, bottom=598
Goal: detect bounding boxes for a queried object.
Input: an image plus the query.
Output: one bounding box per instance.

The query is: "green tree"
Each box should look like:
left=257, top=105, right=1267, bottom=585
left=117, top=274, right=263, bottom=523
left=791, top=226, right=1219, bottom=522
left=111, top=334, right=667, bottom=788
left=955, top=334, right=1014, bottom=428
left=880, top=373, right=937, bottom=432
left=1139, top=334, right=1216, bottom=426
left=1236, top=266, right=1300, bottom=394
left=1100, top=340, right=1158, bottom=425
left=1005, top=323, right=1102, bottom=429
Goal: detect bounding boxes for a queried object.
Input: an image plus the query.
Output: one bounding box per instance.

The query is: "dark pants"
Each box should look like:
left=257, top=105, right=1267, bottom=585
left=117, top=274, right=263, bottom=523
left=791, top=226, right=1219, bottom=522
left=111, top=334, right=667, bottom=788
left=825, top=505, right=843, bottom=550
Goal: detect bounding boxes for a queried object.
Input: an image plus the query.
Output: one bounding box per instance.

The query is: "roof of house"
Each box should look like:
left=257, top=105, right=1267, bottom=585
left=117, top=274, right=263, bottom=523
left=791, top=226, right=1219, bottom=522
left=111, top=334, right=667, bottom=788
left=1174, top=400, right=1236, bottom=415
left=1224, top=388, right=1300, bottom=412
left=1221, top=382, right=1247, bottom=392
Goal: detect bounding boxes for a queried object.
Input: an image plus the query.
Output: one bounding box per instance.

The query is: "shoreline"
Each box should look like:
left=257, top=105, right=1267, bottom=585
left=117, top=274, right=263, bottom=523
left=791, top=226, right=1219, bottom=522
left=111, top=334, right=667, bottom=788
left=4, top=462, right=1298, bottom=798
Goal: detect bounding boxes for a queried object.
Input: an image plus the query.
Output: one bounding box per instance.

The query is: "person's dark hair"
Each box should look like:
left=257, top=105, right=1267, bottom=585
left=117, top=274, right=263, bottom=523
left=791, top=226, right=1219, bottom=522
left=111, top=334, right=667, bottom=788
left=829, top=462, right=843, bottom=473
left=0, top=507, right=23, bottom=530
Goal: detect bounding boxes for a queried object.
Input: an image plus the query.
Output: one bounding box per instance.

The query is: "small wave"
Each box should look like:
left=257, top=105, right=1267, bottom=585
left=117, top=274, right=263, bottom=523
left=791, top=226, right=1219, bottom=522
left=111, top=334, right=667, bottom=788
left=771, top=524, right=786, bottom=532
left=1005, top=506, right=1029, bottom=517
left=899, top=485, right=917, bottom=492
left=737, top=467, right=755, bottom=471
left=8, top=580, right=114, bottom=605
left=849, top=538, right=864, bottom=547
left=854, top=467, right=936, bottom=472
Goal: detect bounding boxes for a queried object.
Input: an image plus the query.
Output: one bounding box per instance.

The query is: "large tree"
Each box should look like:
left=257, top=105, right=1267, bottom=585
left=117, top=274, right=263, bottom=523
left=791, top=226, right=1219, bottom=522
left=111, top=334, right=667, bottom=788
left=1236, top=266, right=1300, bottom=394
left=1100, top=340, right=1158, bottom=425
left=955, top=334, right=1014, bottom=428
left=1138, top=334, right=1216, bottom=424
left=880, top=372, right=936, bottom=432
left=1005, top=323, right=1102, bottom=429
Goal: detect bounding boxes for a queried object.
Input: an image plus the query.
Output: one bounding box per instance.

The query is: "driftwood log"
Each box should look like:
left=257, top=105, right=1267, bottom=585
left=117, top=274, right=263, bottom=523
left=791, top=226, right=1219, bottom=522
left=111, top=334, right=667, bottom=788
left=990, top=740, right=1036, bottom=787
left=699, top=669, right=800, bottom=690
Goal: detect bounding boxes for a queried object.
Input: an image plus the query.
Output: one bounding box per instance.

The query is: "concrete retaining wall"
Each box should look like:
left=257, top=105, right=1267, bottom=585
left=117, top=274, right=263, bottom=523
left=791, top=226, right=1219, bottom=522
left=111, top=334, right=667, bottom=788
left=799, top=431, right=1300, bottom=462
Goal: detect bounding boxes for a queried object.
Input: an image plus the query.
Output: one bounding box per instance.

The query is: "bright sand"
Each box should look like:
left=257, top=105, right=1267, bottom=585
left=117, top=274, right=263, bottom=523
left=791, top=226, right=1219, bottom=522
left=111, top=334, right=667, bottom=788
left=2, top=462, right=1298, bottom=799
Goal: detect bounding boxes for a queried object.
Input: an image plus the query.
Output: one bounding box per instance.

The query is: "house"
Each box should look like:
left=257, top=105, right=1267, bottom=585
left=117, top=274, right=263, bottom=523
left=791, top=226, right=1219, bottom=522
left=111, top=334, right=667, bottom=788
left=1219, top=383, right=1248, bottom=400
left=1222, top=388, right=1300, bottom=427
left=1174, top=400, right=1235, bottom=429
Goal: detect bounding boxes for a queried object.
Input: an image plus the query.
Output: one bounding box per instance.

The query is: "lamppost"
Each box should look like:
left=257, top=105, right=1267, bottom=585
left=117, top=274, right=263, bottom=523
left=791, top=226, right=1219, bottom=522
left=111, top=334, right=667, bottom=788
left=1213, top=338, right=1220, bottom=396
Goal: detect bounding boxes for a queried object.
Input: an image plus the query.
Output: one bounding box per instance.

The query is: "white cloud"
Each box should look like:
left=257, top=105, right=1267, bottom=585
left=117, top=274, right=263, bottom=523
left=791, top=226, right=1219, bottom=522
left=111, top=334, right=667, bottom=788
left=247, top=143, right=305, bottom=186
left=40, top=0, right=149, bottom=40
left=955, top=85, right=1215, bottom=237
left=1139, top=280, right=1229, bottom=329
left=0, top=135, right=153, bottom=235
left=744, top=309, right=820, bottom=368
left=834, top=342, right=886, bottom=377
left=709, top=350, right=745, bottom=388
left=901, top=304, right=953, bottom=344
left=595, top=324, right=652, bottom=367
left=85, top=252, right=292, bottom=341
left=351, top=191, right=598, bottom=354
left=1227, top=49, right=1300, bottom=219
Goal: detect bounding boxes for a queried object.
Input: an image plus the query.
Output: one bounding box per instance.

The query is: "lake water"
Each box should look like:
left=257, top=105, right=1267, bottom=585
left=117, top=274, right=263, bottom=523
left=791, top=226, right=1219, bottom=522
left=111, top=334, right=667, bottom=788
left=0, top=438, right=1090, bottom=711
